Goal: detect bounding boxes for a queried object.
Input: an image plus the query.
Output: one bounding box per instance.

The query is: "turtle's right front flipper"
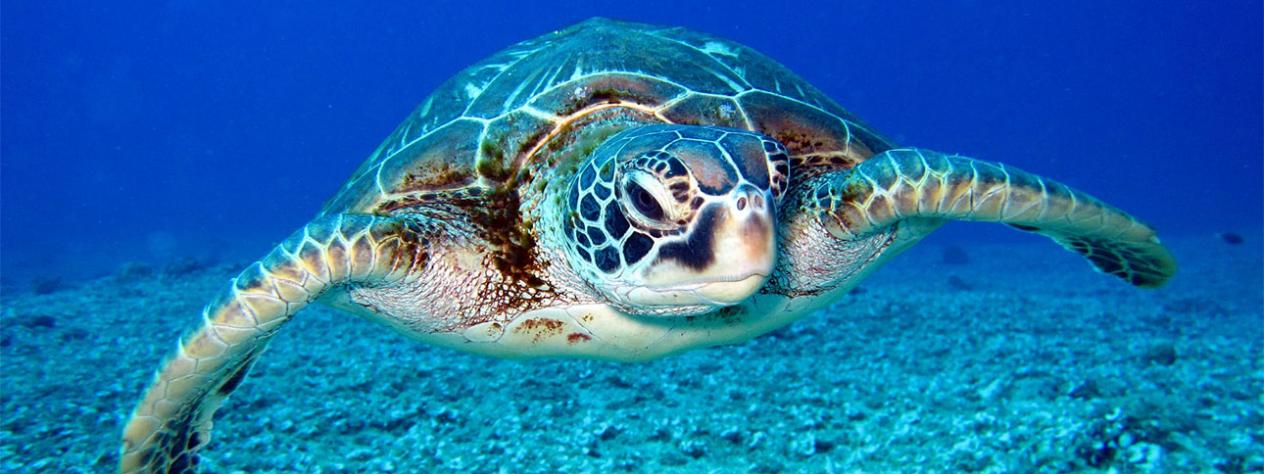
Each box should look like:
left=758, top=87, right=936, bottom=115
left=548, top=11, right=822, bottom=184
left=119, top=214, right=433, bottom=474
left=808, top=148, right=1176, bottom=287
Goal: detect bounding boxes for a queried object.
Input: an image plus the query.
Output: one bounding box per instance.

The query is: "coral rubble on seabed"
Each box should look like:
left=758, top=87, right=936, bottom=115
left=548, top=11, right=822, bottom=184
left=0, top=235, right=1260, bottom=473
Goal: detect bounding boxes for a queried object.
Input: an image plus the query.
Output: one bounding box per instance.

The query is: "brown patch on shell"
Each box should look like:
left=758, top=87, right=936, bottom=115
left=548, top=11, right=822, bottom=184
left=661, top=94, right=746, bottom=128
left=480, top=110, right=556, bottom=184
left=400, top=162, right=473, bottom=192
left=382, top=119, right=484, bottom=193
left=741, top=91, right=852, bottom=154
left=525, top=106, right=659, bottom=197
left=738, top=90, right=887, bottom=187
left=529, top=73, right=684, bottom=118
left=513, top=317, right=565, bottom=343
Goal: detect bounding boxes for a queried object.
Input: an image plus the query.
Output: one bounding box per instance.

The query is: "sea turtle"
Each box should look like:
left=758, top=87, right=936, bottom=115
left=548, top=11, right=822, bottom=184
left=120, top=17, right=1176, bottom=473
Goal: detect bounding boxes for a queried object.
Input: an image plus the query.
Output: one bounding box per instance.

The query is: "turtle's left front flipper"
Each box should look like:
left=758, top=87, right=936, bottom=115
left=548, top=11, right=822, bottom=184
left=813, top=148, right=1176, bottom=287
left=120, top=214, right=433, bottom=473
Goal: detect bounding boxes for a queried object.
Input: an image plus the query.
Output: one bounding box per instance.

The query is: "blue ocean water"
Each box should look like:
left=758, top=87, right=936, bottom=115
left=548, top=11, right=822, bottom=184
left=2, top=1, right=1262, bottom=472
left=2, top=1, right=1260, bottom=281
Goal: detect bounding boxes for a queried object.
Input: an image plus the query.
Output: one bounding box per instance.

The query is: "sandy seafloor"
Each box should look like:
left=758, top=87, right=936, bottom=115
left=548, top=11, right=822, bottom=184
left=1, top=234, right=1261, bottom=473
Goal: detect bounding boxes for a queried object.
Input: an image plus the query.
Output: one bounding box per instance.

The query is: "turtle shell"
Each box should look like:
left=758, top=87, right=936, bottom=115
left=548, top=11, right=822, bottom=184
left=321, top=17, right=893, bottom=215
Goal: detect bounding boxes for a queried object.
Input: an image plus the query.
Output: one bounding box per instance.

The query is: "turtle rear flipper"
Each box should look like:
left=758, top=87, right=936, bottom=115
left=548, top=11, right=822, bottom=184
left=120, top=214, right=433, bottom=473
left=815, top=148, right=1176, bottom=287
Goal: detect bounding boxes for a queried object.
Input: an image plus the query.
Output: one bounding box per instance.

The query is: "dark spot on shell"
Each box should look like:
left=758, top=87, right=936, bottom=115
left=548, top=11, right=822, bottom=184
left=399, top=163, right=472, bottom=192
left=476, top=144, right=513, bottom=181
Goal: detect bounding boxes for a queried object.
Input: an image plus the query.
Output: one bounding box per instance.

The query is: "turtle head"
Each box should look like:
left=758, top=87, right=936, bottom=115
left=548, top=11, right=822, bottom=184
left=562, top=125, right=790, bottom=316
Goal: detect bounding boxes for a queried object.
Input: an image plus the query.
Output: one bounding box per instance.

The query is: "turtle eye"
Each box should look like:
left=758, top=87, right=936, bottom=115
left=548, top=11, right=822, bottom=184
left=626, top=182, right=665, bottom=221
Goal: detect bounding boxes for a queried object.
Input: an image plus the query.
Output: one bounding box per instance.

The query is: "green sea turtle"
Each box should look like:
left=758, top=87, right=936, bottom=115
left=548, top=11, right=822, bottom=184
left=120, top=18, right=1176, bottom=472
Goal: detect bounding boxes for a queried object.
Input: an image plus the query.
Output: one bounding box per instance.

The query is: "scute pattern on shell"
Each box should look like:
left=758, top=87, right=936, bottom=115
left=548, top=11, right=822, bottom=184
left=320, top=17, right=893, bottom=216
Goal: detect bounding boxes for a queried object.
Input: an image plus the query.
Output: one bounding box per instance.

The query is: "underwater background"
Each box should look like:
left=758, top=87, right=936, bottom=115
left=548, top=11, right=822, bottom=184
left=2, top=1, right=1261, bottom=472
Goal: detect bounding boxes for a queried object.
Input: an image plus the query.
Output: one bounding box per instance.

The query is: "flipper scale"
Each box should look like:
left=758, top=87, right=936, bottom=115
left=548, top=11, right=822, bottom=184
left=811, top=148, right=1176, bottom=287
left=119, top=214, right=433, bottom=473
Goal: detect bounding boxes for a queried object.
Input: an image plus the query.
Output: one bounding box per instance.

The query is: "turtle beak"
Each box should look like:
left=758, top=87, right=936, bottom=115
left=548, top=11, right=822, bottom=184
left=696, top=186, right=776, bottom=303
left=639, top=185, right=776, bottom=306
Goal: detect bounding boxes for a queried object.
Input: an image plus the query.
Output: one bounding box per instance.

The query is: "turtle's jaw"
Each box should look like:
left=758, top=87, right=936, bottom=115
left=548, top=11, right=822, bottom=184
left=619, top=272, right=769, bottom=316
left=629, top=196, right=776, bottom=311
left=663, top=272, right=770, bottom=304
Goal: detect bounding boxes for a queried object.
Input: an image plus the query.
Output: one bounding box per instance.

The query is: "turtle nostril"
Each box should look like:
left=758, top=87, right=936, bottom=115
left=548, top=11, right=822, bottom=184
left=736, top=197, right=748, bottom=210
left=752, top=194, right=764, bottom=209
